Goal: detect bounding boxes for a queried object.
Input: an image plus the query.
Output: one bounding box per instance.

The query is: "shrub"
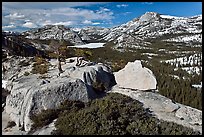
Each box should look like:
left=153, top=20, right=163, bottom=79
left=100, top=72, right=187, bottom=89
left=74, top=49, right=93, bottom=60
left=30, top=109, right=59, bottom=130
left=24, top=71, right=30, bottom=76
left=92, top=79, right=107, bottom=93
left=5, top=121, right=16, bottom=129
left=50, top=93, right=200, bottom=135
left=111, top=59, right=127, bottom=72
left=2, top=88, right=10, bottom=105
left=31, top=56, right=49, bottom=74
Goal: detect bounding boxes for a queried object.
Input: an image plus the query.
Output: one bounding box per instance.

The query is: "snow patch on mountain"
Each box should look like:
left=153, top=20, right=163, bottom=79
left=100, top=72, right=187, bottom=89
left=68, top=43, right=105, bottom=48
left=164, top=34, right=202, bottom=43
left=192, top=82, right=202, bottom=88
left=164, top=53, right=202, bottom=67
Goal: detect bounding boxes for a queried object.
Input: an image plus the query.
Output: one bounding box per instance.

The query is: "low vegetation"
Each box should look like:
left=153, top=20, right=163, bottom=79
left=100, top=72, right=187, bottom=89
left=31, top=56, right=49, bottom=74
left=5, top=121, right=16, bottom=129
left=30, top=93, right=200, bottom=135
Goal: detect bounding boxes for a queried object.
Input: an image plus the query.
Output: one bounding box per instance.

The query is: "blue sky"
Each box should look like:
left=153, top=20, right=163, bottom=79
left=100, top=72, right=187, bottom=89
left=2, top=2, right=202, bottom=32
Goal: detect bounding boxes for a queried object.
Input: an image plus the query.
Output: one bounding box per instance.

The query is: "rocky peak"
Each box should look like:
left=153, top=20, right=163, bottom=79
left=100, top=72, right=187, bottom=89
left=23, top=25, right=84, bottom=45
left=139, top=12, right=160, bottom=22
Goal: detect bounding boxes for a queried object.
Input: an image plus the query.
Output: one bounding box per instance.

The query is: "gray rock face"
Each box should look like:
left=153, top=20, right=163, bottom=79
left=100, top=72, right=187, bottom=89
left=23, top=25, right=84, bottom=45
left=32, top=119, right=57, bottom=135
left=114, top=60, right=157, bottom=90
left=175, top=106, right=202, bottom=126
left=2, top=56, right=33, bottom=81
left=4, top=57, right=115, bottom=132
left=5, top=76, right=94, bottom=131
left=67, top=63, right=115, bottom=90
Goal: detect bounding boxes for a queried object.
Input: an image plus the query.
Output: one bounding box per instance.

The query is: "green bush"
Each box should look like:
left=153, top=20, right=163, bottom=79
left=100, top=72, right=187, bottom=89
left=31, top=56, right=49, bottom=74
left=30, top=109, right=59, bottom=130
left=49, top=93, right=200, bottom=135
left=92, top=80, right=106, bottom=93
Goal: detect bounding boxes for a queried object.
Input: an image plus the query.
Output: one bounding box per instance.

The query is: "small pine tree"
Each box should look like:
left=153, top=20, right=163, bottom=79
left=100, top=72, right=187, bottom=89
left=49, top=39, right=64, bottom=74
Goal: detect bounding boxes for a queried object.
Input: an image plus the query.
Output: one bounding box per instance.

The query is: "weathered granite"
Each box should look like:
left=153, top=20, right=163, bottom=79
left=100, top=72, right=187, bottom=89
left=110, top=85, right=202, bottom=134
left=114, top=60, right=157, bottom=90
left=4, top=57, right=115, bottom=132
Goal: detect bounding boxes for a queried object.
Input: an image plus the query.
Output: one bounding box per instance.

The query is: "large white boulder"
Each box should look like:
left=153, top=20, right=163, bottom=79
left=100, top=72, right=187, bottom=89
left=114, top=60, right=157, bottom=90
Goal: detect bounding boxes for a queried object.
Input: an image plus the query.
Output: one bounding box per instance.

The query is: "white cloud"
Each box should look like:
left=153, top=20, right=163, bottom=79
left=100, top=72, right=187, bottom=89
left=83, top=20, right=93, bottom=24
left=23, top=22, right=37, bottom=28
left=2, top=24, right=16, bottom=29
left=116, top=4, right=128, bottom=8
left=2, top=2, right=114, bottom=31
left=41, top=20, right=52, bottom=26
left=142, top=2, right=153, bottom=5
left=51, top=7, right=113, bottom=20
left=100, top=7, right=111, bottom=12
left=82, top=20, right=101, bottom=25
left=5, top=13, right=25, bottom=19
left=92, top=22, right=101, bottom=25
left=53, top=21, right=74, bottom=26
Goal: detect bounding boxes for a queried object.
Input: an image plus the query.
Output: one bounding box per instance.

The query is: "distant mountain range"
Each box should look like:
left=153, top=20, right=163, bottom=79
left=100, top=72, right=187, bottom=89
left=2, top=12, right=202, bottom=52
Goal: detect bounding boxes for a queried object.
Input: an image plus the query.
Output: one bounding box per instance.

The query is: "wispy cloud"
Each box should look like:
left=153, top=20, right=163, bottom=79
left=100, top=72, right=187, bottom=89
left=116, top=4, right=128, bottom=8
left=22, top=22, right=37, bottom=28
left=121, top=12, right=132, bottom=15
left=53, top=21, right=75, bottom=26
left=82, top=20, right=101, bottom=25
left=82, top=20, right=93, bottom=24
left=92, top=22, right=101, bottom=25
left=142, top=2, right=153, bottom=5
left=5, top=13, right=25, bottom=19
left=2, top=24, right=16, bottom=29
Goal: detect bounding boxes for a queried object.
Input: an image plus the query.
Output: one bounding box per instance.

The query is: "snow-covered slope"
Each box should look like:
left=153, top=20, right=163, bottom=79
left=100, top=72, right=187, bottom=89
left=162, top=53, right=202, bottom=75
left=101, top=12, right=202, bottom=48
left=21, top=12, right=202, bottom=48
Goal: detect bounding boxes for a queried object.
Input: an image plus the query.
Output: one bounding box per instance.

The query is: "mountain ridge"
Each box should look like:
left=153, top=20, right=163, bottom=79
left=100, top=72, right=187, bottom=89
left=17, top=12, right=202, bottom=48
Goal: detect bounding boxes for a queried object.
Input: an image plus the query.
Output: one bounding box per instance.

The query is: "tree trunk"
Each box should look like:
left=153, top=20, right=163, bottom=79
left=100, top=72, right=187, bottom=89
left=76, top=57, right=79, bottom=66
left=57, top=47, right=63, bottom=74
left=58, top=57, right=63, bottom=73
